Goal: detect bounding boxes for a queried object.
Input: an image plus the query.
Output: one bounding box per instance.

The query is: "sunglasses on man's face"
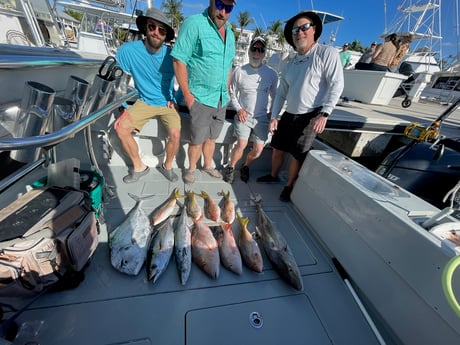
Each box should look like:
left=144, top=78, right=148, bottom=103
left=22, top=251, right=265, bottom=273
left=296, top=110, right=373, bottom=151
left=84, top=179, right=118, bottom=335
left=250, top=46, right=265, bottom=53
left=214, top=0, right=234, bottom=13
left=292, top=22, right=313, bottom=35
left=147, top=23, right=167, bottom=36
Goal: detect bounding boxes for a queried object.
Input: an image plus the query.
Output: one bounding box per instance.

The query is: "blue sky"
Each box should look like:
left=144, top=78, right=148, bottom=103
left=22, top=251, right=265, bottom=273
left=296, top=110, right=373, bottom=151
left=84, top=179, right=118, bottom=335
left=139, top=1, right=458, bottom=62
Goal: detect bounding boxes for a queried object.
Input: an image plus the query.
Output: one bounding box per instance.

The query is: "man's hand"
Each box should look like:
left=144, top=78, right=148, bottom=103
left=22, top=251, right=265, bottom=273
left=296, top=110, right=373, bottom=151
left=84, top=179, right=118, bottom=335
left=236, top=109, right=248, bottom=122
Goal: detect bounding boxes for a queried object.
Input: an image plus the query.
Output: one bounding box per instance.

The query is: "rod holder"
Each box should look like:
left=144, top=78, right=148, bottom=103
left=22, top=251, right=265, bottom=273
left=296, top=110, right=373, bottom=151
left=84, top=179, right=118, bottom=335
left=10, top=81, right=55, bottom=163
left=64, top=75, right=90, bottom=122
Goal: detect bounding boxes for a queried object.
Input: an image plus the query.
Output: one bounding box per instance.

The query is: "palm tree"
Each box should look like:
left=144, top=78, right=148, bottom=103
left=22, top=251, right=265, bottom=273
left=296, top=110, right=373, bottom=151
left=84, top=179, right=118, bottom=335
left=253, top=27, right=264, bottom=37
left=267, top=20, right=285, bottom=49
left=236, top=11, right=253, bottom=41
left=161, top=0, right=184, bottom=32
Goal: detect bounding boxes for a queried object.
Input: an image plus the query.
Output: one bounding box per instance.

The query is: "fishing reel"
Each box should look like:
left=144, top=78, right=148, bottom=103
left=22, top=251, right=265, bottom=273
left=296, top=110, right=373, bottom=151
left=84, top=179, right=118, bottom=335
left=404, top=121, right=441, bottom=142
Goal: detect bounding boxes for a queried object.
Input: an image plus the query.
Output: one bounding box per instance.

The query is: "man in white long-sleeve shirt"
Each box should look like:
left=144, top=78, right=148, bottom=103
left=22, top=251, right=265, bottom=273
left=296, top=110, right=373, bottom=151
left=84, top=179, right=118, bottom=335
left=223, top=36, right=278, bottom=183
left=256, top=11, right=344, bottom=202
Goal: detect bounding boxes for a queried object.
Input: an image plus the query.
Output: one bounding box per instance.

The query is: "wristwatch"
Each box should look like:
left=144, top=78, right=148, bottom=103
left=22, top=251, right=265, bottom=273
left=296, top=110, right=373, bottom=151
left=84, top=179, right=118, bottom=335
left=319, top=112, right=329, bottom=118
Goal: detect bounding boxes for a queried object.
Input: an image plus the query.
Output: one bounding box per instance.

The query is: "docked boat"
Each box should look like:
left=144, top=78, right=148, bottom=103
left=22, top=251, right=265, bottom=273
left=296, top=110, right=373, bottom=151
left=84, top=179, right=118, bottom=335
left=0, top=57, right=460, bottom=345
left=0, top=0, right=138, bottom=107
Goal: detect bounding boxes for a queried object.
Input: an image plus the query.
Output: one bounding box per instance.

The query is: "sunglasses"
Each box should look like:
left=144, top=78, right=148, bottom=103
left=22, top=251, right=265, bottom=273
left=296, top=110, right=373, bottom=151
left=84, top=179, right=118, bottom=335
left=292, top=22, right=313, bottom=35
left=147, top=23, right=167, bottom=36
left=250, top=46, right=265, bottom=53
left=214, top=0, right=234, bottom=13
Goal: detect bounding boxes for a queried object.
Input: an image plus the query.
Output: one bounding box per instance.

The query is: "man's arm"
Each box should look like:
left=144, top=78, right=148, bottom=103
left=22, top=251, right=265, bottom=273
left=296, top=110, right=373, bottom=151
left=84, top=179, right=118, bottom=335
left=173, top=58, right=194, bottom=109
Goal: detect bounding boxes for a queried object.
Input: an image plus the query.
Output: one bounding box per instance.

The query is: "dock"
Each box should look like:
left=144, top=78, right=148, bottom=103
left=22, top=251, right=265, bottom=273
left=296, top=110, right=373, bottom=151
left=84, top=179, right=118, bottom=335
left=320, top=95, right=460, bottom=158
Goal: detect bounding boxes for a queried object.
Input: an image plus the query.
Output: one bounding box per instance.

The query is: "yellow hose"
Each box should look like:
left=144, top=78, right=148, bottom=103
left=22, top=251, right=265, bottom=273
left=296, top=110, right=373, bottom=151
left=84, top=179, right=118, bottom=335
left=442, top=255, right=460, bottom=318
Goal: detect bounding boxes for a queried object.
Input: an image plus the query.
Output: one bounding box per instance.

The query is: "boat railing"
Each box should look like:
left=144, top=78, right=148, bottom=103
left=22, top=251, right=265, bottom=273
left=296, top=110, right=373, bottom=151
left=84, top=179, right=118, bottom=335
left=0, top=88, right=137, bottom=192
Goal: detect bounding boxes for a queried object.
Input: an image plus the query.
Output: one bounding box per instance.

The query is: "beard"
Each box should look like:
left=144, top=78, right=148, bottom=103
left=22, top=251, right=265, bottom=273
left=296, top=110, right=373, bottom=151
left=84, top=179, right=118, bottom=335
left=145, top=34, right=164, bottom=50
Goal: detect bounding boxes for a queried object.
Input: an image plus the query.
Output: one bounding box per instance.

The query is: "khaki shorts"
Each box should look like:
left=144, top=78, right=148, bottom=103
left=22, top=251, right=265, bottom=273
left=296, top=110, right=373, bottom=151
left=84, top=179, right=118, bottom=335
left=119, top=99, right=181, bottom=132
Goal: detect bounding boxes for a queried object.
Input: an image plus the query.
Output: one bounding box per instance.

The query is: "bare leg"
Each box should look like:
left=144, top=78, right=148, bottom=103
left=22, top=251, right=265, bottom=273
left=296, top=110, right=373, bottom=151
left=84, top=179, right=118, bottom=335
left=271, top=148, right=285, bottom=177
left=187, top=143, right=202, bottom=171
left=202, top=138, right=216, bottom=170
left=244, top=142, right=264, bottom=167
left=164, top=128, right=180, bottom=170
left=114, top=111, right=146, bottom=172
left=286, top=157, right=302, bottom=187
left=229, top=138, right=248, bottom=168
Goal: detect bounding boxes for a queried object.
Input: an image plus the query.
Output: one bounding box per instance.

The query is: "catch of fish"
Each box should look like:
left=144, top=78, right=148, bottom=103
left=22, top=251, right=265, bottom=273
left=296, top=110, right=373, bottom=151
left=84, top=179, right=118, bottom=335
left=108, top=188, right=301, bottom=291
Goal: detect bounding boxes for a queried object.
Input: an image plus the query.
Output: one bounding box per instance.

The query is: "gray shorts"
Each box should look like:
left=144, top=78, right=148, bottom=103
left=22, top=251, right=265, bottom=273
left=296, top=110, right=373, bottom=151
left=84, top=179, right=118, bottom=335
left=189, top=101, right=226, bottom=145
left=233, top=115, right=269, bottom=144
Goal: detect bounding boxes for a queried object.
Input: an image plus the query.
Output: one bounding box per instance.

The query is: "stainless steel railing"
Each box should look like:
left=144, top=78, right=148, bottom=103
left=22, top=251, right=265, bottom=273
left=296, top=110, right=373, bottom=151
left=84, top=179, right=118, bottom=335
left=0, top=88, right=137, bottom=192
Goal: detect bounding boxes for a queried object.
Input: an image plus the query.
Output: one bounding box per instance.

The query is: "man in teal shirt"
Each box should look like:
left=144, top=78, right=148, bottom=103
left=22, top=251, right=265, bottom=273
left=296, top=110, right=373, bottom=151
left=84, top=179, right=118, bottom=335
left=339, top=43, right=351, bottom=68
left=171, top=0, right=236, bottom=184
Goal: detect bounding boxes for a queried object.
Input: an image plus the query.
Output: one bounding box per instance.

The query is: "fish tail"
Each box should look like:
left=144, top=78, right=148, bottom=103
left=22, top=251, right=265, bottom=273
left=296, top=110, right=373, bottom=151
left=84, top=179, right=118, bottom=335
left=221, top=222, right=232, bottom=231
left=249, top=193, right=262, bottom=206
left=128, top=193, right=156, bottom=203
left=173, top=188, right=182, bottom=200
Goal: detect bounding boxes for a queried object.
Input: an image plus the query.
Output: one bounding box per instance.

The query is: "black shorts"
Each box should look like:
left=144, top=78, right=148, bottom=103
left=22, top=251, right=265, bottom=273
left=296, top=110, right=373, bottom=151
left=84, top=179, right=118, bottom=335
left=270, top=110, right=319, bottom=162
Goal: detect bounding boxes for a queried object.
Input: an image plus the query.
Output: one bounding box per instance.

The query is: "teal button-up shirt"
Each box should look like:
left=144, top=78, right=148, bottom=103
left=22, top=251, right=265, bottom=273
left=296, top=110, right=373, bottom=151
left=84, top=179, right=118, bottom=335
left=171, top=8, right=235, bottom=108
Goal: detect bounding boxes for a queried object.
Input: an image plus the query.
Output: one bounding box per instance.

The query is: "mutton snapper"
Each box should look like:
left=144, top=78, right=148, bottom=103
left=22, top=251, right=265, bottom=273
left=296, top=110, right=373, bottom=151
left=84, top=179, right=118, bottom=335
left=212, top=223, right=243, bottom=275
left=251, top=194, right=304, bottom=291
left=109, top=193, right=155, bottom=276
left=191, top=219, right=220, bottom=279
left=147, top=218, right=175, bottom=283
left=236, top=212, right=263, bottom=273
left=174, top=200, right=192, bottom=285
left=198, top=190, right=221, bottom=223
left=219, top=190, right=235, bottom=224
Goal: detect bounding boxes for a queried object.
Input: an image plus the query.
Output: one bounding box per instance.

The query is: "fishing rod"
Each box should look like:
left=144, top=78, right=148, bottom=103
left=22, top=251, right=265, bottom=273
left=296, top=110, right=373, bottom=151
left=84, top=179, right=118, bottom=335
left=380, top=97, right=460, bottom=178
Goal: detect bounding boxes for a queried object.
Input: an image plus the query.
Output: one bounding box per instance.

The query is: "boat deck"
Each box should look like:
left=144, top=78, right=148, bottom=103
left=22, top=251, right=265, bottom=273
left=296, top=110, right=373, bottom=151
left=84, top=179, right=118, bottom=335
left=1, top=160, right=382, bottom=345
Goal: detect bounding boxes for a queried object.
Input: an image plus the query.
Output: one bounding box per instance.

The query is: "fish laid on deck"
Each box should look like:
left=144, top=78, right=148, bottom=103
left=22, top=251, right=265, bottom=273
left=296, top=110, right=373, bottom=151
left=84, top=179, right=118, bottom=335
left=152, top=188, right=180, bottom=226
left=109, top=193, right=155, bottom=276
left=212, top=223, right=243, bottom=275
left=219, top=190, right=235, bottom=224
left=198, top=190, right=221, bottom=223
left=191, top=219, right=220, bottom=279
left=236, top=212, right=264, bottom=273
left=185, top=190, right=202, bottom=221
left=147, top=218, right=175, bottom=283
left=174, top=201, right=192, bottom=285
left=251, top=194, right=304, bottom=291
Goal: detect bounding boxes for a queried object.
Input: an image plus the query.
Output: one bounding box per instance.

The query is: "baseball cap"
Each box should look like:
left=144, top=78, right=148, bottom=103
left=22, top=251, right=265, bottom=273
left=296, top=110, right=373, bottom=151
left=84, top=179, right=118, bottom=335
left=250, top=36, right=266, bottom=47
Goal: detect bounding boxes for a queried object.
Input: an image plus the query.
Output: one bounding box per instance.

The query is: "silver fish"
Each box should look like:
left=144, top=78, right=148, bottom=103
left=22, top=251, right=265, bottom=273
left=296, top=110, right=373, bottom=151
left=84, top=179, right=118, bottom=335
left=174, top=200, right=192, bottom=285
left=213, top=223, right=243, bottom=275
left=251, top=194, right=303, bottom=291
left=152, top=188, right=180, bottom=226
left=191, top=219, right=220, bottom=279
left=219, top=190, right=235, bottom=224
left=236, top=212, right=263, bottom=273
left=147, top=218, right=175, bottom=283
left=109, top=193, right=155, bottom=276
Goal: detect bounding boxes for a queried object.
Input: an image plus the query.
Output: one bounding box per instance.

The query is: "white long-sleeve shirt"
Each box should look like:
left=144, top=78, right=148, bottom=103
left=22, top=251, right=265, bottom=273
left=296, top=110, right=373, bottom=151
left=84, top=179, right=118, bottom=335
left=271, top=43, right=344, bottom=118
left=230, top=63, right=278, bottom=118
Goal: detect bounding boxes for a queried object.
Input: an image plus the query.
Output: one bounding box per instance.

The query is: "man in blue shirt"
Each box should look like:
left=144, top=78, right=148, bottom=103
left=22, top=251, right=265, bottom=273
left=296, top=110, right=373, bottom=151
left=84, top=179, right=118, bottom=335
left=114, top=8, right=181, bottom=183
left=171, top=0, right=236, bottom=184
